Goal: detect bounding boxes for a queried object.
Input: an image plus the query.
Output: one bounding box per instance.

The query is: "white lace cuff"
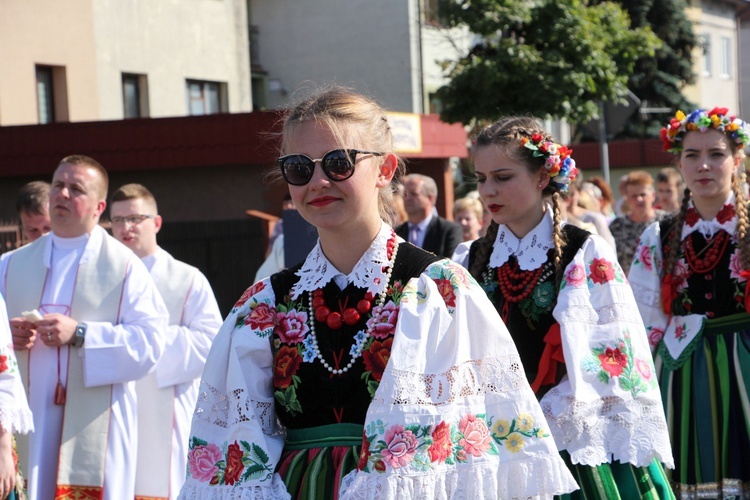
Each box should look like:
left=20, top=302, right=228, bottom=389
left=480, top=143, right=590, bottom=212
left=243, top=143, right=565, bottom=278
left=541, top=385, right=674, bottom=468
left=0, top=406, right=33, bottom=434
left=340, top=453, right=578, bottom=499
left=178, top=473, right=290, bottom=499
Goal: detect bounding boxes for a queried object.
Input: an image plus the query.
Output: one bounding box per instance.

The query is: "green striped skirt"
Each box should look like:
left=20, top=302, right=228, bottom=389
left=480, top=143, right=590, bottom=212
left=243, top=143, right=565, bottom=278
left=658, top=312, right=750, bottom=498
left=277, top=423, right=362, bottom=500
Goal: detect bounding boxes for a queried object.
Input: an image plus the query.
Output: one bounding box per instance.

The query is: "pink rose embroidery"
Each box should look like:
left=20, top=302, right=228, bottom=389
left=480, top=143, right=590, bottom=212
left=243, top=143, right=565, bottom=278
left=188, top=443, right=222, bottom=482
left=458, top=414, right=491, bottom=457
left=674, top=323, right=686, bottom=341
left=381, top=425, right=419, bottom=468
left=637, top=245, right=653, bottom=271
left=564, top=264, right=586, bottom=287
left=636, top=359, right=652, bottom=380
left=672, top=259, right=690, bottom=293
left=647, top=326, right=665, bottom=347
left=366, top=301, right=399, bottom=339
left=274, top=309, right=309, bottom=345
left=590, top=258, right=615, bottom=285
left=433, top=278, right=457, bottom=308
left=730, top=249, right=746, bottom=281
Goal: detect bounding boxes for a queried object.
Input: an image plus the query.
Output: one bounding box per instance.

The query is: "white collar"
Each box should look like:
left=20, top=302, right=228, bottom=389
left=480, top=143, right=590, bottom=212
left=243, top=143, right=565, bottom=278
left=681, top=192, right=737, bottom=240
left=290, top=222, right=398, bottom=300
left=489, top=207, right=554, bottom=271
left=44, top=225, right=102, bottom=268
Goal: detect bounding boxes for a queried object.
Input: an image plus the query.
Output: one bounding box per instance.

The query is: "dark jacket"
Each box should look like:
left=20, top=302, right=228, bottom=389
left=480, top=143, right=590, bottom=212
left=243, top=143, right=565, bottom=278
left=396, top=216, right=463, bottom=258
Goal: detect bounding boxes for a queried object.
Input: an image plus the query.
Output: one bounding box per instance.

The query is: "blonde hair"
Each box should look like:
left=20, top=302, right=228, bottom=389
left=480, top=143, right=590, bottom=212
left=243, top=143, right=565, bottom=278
left=277, top=86, right=403, bottom=224
left=453, top=196, right=483, bottom=222
left=470, top=116, right=567, bottom=287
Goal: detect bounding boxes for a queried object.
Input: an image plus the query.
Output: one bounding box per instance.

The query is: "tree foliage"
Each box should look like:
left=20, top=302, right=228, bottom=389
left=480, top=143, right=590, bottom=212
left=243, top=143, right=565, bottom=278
left=605, top=0, right=697, bottom=136
left=436, top=0, right=661, bottom=126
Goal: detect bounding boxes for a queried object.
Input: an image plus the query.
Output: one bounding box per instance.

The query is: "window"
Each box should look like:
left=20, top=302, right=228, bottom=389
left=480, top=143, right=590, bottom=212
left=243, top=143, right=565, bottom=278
left=186, top=79, right=226, bottom=115
left=36, top=66, right=55, bottom=123
left=122, top=73, right=149, bottom=118
left=700, top=34, right=711, bottom=77
left=423, top=0, right=445, bottom=26
left=720, top=37, right=732, bottom=78
left=35, top=65, right=68, bottom=124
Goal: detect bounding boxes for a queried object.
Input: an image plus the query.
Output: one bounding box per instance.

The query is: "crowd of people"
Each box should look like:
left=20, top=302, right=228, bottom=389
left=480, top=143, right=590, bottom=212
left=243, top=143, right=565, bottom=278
left=0, top=87, right=748, bottom=499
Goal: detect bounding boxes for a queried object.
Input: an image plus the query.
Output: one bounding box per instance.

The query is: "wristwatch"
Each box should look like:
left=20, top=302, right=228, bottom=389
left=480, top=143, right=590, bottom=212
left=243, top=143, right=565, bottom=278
left=73, top=323, right=87, bottom=348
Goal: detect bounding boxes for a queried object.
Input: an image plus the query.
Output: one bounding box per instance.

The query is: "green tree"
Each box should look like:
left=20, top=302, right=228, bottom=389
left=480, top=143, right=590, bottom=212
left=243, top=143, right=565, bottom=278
left=436, top=0, right=661, bottom=126
left=608, top=0, right=697, bottom=136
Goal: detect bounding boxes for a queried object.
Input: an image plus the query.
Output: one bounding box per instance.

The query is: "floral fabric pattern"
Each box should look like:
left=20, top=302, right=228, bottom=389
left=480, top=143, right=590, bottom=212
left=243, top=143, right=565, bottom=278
left=187, top=437, right=274, bottom=486
left=580, top=329, right=658, bottom=397
left=358, top=413, right=550, bottom=473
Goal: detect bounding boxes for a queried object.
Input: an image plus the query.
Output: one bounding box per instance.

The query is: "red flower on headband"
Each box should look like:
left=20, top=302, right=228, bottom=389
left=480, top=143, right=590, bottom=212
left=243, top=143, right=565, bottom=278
left=708, top=107, right=729, bottom=117
left=531, top=133, right=543, bottom=143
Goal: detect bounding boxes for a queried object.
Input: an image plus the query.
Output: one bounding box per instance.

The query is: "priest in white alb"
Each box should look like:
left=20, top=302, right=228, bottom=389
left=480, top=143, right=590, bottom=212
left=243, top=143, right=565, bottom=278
left=0, top=155, right=168, bottom=500
left=110, top=183, right=222, bottom=500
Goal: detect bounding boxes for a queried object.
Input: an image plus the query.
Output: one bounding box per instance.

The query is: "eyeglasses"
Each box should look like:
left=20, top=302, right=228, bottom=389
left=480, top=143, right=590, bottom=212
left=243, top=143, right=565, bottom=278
left=110, top=214, right=155, bottom=226
left=278, top=149, right=384, bottom=186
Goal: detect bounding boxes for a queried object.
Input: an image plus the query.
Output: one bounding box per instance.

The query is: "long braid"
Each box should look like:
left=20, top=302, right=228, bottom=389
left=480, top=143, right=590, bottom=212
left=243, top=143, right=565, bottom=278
left=732, top=173, right=750, bottom=272
left=551, top=192, right=566, bottom=289
left=469, top=221, right=499, bottom=282
left=662, top=187, right=691, bottom=300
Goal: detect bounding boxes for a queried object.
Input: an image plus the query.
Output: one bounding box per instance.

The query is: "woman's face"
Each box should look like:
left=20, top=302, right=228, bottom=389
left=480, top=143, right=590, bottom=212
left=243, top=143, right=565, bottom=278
left=455, top=208, right=482, bottom=241
left=678, top=129, right=739, bottom=208
left=284, top=121, right=393, bottom=238
left=474, top=144, right=547, bottom=238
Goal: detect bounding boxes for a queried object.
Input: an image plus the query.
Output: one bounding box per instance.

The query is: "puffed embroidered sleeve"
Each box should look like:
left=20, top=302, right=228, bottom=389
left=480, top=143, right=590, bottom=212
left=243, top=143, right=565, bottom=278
left=0, top=292, right=33, bottom=435
left=628, top=221, right=670, bottom=351
left=178, top=279, right=290, bottom=500
left=542, top=235, right=674, bottom=468
left=341, top=260, right=578, bottom=499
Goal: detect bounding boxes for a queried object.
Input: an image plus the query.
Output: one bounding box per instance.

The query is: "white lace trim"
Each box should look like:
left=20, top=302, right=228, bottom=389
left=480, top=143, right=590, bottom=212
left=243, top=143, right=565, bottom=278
left=489, top=207, right=554, bottom=271
left=541, top=390, right=675, bottom=468
left=339, top=453, right=578, bottom=499
left=0, top=407, right=33, bottom=434
left=193, top=381, right=283, bottom=436
left=291, top=222, right=395, bottom=300
left=681, top=193, right=737, bottom=240
left=556, top=302, right=644, bottom=326
left=178, top=473, right=290, bottom=499
left=371, top=356, right=527, bottom=406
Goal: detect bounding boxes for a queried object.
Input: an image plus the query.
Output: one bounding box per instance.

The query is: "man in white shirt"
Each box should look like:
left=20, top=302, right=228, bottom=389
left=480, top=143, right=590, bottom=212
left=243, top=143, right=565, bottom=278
left=0, top=155, right=168, bottom=499
left=110, top=183, right=222, bottom=500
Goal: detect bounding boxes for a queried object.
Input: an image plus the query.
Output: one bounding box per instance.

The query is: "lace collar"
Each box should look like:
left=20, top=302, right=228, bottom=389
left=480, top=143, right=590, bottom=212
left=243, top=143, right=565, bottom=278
left=290, top=222, right=397, bottom=300
left=681, top=192, right=737, bottom=241
left=489, top=207, right=554, bottom=271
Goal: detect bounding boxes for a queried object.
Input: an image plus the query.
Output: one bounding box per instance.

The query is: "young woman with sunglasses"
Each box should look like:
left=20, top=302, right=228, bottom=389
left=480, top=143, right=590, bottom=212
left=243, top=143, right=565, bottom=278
left=629, top=108, right=750, bottom=497
left=457, top=117, right=675, bottom=499
left=178, top=88, right=577, bottom=499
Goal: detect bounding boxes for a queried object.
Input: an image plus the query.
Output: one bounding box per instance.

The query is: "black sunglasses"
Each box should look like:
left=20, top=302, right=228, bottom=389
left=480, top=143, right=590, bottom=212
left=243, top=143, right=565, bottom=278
left=278, top=149, right=384, bottom=186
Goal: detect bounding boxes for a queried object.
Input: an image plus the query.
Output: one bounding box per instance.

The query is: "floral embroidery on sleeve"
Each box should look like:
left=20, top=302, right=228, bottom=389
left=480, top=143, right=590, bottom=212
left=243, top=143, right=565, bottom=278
left=187, top=437, right=274, bottom=486
left=358, top=413, right=550, bottom=473
left=561, top=263, right=586, bottom=289
left=588, top=257, right=626, bottom=286
left=427, top=260, right=474, bottom=314
left=632, top=243, right=657, bottom=271
left=580, top=329, right=658, bottom=397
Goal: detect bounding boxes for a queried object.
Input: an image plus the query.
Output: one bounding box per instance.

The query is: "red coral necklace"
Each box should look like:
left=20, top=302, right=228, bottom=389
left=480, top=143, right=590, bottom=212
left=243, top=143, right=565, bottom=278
left=682, top=231, right=728, bottom=274
left=307, top=232, right=398, bottom=375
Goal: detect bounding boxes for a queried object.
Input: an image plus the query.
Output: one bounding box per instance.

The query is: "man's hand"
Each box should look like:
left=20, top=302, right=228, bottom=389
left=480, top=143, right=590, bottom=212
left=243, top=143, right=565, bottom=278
left=36, top=313, right=78, bottom=347
left=9, top=317, right=37, bottom=350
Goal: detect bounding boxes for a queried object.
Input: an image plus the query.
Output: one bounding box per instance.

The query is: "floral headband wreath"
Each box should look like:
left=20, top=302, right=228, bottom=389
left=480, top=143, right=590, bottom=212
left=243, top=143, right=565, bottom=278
left=660, top=107, right=750, bottom=154
left=520, top=133, right=579, bottom=194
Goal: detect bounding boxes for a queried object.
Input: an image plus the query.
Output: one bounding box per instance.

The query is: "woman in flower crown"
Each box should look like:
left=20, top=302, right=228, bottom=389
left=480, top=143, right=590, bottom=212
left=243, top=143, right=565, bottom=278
left=178, top=88, right=577, bottom=499
left=629, top=107, right=750, bottom=497
left=457, top=116, right=675, bottom=499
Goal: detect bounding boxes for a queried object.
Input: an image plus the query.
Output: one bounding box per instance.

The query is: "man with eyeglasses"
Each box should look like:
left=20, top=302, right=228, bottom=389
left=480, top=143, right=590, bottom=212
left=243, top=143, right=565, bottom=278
left=396, top=174, right=463, bottom=258
left=110, top=183, right=221, bottom=500
left=0, top=155, right=168, bottom=499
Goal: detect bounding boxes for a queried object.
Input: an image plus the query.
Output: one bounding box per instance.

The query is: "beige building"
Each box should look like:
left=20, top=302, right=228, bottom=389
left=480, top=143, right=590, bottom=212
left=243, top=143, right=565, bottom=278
left=0, top=0, right=251, bottom=126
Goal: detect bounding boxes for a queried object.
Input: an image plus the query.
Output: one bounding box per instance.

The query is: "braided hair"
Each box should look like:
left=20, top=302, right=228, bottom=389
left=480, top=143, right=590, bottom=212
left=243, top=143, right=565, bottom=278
left=468, top=117, right=568, bottom=288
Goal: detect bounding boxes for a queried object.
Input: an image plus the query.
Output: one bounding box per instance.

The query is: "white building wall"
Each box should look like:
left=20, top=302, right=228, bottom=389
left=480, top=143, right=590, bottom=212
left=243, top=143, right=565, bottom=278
left=739, top=19, right=750, bottom=117
left=251, top=0, right=417, bottom=112
left=92, top=0, right=251, bottom=119
left=689, top=0, right=740, bottom=112
left=420, top=23, right=473, bottom=113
